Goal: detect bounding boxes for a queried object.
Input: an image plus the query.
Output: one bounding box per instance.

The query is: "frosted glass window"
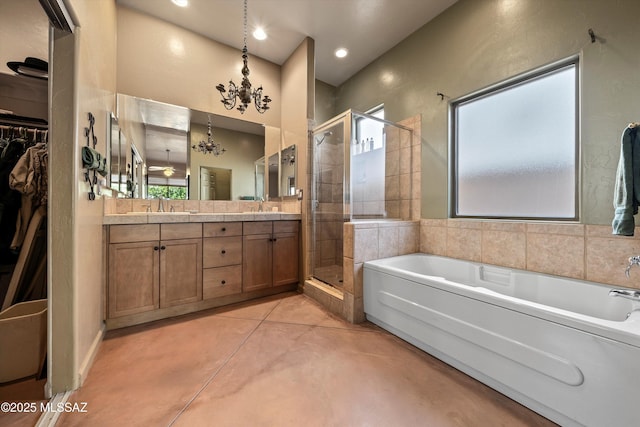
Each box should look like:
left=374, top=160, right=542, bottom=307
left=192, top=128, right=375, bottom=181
left=452, top=62, right=578, bottom=219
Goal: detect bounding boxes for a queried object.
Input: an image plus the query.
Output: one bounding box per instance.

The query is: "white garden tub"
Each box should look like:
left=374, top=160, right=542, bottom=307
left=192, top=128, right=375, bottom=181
left=363, top=254, right=640, bottom=427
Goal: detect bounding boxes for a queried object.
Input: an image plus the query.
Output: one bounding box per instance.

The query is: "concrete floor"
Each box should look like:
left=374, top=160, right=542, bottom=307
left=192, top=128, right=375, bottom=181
left=3, top=292, right=556, bottom=426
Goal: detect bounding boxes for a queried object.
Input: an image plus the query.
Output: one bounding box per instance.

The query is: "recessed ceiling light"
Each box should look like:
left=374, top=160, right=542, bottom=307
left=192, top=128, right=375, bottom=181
left=253, top=27, right=267, bottom=41
left=172, top=0, right=188, bottom=7
left=335, top=48, right=348, bottom=58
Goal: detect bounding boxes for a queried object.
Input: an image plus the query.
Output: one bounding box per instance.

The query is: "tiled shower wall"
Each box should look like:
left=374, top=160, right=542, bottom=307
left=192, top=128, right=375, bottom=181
left=384, top=122, right=419, bottom=220
left=313, top=133, right=344, bottom=269
left=420, top=219, right=640, bottom=291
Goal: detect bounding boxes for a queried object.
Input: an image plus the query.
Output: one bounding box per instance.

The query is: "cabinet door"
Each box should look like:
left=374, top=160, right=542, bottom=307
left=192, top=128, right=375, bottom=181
left=242, top=233, right=272, bottom=292
left=160, top=238, right=202, bottom=308
left=108, top=241, right=159, bottom=318
left=273, top=232, right=299, bottom=286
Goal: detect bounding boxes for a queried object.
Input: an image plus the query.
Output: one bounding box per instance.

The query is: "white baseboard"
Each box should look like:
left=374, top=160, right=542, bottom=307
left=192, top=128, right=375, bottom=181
left=77, top=324, right=105, bottom=386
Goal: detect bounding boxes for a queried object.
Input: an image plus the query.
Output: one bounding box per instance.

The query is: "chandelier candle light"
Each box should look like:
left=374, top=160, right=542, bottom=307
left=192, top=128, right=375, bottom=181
left=216, top=0, right=271, bottom=114
left=192, top=115, right=226, bottom=156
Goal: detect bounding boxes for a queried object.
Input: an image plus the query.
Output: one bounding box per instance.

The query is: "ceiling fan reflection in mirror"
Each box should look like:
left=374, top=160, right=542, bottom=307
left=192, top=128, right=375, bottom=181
left=148, top=149, right=175, bottom=177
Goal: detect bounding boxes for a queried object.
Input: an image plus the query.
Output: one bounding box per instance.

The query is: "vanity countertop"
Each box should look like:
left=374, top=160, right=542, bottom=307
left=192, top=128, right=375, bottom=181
left=103, top=212, right=301, bottom=225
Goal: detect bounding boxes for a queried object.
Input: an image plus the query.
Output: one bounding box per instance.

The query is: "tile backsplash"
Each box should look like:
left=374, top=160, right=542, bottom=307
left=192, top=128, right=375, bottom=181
left=103, top=198, right=301, bottom=215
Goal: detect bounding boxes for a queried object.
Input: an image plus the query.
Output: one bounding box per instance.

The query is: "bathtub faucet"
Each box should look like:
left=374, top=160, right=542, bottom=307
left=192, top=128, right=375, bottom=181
left=624, top=255, right=640, bottom=278
left=609, top=288, right=640, bottom=301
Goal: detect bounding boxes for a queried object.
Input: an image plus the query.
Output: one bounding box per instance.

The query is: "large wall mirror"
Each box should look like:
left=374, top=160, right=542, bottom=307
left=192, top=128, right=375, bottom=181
left=113, top=94, right=278, bottom=200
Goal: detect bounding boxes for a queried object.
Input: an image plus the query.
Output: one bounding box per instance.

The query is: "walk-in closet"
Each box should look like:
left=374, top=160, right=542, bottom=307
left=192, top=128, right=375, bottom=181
left=0, top=0, right=50, bottom=413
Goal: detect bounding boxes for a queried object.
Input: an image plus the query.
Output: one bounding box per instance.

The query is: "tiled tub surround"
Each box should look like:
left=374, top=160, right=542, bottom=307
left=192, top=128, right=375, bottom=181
left=420, top=219, right=640, bottom=291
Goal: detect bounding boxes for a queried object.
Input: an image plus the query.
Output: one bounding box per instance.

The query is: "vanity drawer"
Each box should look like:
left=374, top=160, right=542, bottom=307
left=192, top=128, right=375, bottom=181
left=161, top=223, right=202, bottom=240
left=274, top=221, right=299, bottom=234
left=203, top=222, right=242, bottom=237
left=109, top=224, right=159, bottom=243
left=203, top=265, right=242, bottom=299
left=243, top=221, right=272, bottom=235
left=203, top=237, right=242, bottom=268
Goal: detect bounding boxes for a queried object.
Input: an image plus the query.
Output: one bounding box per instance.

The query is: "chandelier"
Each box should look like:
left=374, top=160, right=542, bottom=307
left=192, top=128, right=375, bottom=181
left=192, top=115, right=226, bottom=156
left=215, top=0, right=271, bottom=114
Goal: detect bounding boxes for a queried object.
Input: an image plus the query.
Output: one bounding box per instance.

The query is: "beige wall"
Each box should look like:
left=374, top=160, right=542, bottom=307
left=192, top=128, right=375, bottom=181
left=0, top=0, right=49, bottom=79
left=116, top=6, right=281, bottom=129
left=48, top=0, right=117, bottom=394
left=280, top=38, right=314, bottom=285
left=335, top=0, right=640, bottom=225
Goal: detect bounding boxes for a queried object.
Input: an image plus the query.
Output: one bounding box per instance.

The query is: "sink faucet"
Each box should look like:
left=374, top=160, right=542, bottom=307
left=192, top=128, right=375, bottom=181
left=625, top=255, right=640, bottom=278
left=157, top=197, right=165, bottom=213
left=258, top=197, right=264, bottom=212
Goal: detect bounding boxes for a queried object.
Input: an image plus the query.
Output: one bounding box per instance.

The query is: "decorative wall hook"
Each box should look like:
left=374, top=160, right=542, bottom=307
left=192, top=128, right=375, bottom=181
left=437, top=92, right=446, bottom=101
left=82, top=112, right=106, bottom=200
left=588, top=28, right=596, bottom=43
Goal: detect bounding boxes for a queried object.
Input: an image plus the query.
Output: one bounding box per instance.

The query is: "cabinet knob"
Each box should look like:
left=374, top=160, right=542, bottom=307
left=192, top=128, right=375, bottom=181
left=221, top=250, right=226, bottom=254
left=154, top=246, right=159, bottom=251
left=221, top=227, right=226, bottom=232
left=221, top=280, right=226, bottom=285
left=160, top=245, right=166, bottom=250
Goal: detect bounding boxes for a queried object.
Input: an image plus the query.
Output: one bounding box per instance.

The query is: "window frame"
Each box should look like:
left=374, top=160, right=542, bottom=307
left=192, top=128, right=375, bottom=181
left=449, top=56, right=580, bottom=221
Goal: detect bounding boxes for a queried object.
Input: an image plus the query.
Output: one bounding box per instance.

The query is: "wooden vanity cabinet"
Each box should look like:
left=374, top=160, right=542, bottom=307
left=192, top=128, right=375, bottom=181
left=242, top=221, right=299, bottom=292
left=107, top=224, right=202, bottom=318
left=106, top=219, right=299, bottom=328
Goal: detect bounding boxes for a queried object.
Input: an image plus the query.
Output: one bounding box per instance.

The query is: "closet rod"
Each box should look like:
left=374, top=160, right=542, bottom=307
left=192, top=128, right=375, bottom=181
left=0, top=113, right=48, bottom=129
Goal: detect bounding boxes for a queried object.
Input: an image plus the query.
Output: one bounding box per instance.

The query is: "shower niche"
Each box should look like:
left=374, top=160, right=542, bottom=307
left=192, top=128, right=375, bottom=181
left=310, top=109, right=414, bottom=290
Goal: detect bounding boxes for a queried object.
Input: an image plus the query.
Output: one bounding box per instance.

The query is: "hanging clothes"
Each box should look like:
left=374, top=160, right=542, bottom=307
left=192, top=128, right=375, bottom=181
left=0, top=136, right=26, bottom=261
left=9, top=142, right=48, bottom=250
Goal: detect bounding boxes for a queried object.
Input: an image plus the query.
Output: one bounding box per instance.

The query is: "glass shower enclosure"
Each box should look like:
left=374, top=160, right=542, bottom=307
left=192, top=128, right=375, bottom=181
left=311, top=110, right=413, bottom=289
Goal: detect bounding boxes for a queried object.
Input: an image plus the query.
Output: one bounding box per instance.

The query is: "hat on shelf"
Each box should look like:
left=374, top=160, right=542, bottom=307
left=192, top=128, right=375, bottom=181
left=6, top=57, right=48, bottom=80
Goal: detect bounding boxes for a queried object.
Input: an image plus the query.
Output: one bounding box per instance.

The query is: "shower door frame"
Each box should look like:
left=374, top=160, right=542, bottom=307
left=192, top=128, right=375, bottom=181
left=310, top=112, right=353, bottom=286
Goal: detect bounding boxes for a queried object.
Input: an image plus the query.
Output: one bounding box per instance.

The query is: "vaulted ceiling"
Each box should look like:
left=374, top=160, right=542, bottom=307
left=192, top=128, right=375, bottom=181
left=116, top=0, right=458, bottom=86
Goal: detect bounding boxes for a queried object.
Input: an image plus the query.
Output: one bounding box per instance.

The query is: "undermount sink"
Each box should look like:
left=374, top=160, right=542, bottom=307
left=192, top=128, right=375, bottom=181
left=147, top=211, right=188, bottom=215
left=241, top=211, right=279, bottom=214
left=123, top=211, right=187, bottom=215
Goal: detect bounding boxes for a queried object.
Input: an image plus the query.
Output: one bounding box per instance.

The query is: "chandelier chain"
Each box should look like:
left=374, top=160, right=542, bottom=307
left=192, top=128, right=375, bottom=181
left=243, top=0, right=247, bottom=49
